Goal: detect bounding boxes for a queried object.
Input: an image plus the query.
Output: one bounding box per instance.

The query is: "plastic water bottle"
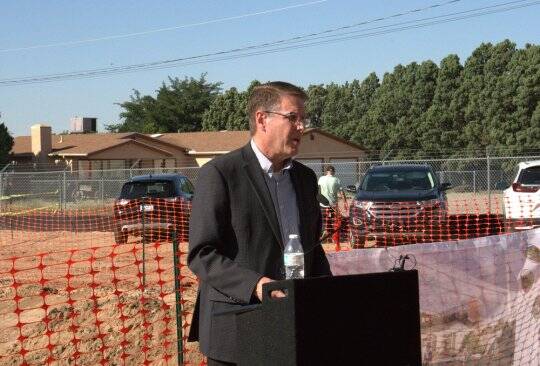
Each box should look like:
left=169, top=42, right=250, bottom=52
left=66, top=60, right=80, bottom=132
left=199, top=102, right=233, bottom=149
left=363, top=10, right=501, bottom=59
left=284, top=234, right=304, bottom=279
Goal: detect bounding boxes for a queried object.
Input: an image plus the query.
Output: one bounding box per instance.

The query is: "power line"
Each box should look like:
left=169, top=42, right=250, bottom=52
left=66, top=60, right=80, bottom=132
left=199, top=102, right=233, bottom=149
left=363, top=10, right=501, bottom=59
left=1, top=0, right=538, bottom=86
left=2, top=0, right=536, bottom=86
left=0, top=0, right=329, bottom=53
left=0, top=0, right=466, bottom=82
left=238, top=0, right=531, bottom=48
left=1, top=0, right=461, bottom=54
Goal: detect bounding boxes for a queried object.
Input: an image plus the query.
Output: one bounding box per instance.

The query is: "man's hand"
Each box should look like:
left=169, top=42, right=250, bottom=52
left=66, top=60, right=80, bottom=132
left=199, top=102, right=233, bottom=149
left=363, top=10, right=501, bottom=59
left=255, top=277, right=286, bottom=301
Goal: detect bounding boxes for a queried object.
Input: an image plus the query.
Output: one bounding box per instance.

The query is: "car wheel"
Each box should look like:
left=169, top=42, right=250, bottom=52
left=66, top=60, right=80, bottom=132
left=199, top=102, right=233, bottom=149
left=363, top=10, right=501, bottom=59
left=349, top=228, right=366, bottom=249
left=114, top=227, right=128, bottom=244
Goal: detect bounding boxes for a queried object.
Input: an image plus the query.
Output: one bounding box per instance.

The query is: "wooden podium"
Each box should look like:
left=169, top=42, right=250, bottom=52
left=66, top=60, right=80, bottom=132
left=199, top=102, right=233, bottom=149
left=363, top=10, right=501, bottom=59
left=236, top=271, right=421, bottom=366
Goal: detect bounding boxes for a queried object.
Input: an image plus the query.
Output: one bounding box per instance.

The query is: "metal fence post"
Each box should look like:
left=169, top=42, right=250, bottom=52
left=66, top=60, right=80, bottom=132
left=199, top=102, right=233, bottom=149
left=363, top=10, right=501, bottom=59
left=58, top=172, right=62, bottom=209
left=101, top=174, right=104, bottom=205
left=62, top=171, right=67, bottom=211
left=486, top=148, right=491, bottom=212
left=0, top=163, right=11, bottom=208
left=0, top=172, right=5, bottom=213
left=473, top=171, right=477, bottom=193
left=172, top=230, right=184, bottom=365
left=141, top=196, right=146, bottom=289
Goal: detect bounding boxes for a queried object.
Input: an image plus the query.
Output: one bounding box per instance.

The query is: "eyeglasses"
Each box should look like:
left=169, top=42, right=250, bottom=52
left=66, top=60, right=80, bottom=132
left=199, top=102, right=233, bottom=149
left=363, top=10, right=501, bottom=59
left=264, top=111, right=311, bottom=128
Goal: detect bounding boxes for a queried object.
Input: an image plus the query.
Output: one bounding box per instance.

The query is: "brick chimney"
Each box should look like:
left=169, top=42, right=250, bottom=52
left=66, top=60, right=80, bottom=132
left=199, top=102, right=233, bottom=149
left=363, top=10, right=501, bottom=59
left=31, top=124, right=52, bottom=163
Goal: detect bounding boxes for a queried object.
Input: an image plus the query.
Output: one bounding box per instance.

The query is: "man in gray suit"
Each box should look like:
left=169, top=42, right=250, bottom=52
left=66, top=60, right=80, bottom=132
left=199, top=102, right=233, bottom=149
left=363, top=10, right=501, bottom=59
left=188, top=81, right=332, bottom=365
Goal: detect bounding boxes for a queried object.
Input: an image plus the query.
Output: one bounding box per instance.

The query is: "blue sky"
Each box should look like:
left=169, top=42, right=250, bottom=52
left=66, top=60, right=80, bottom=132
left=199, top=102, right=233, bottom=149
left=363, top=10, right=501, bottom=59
left=1, top=0, right=539, bottom=137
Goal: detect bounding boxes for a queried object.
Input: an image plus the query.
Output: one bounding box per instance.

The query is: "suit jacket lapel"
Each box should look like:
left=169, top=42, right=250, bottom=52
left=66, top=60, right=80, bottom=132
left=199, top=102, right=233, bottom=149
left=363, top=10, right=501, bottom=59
left=241, top=144, right=283, bottom=248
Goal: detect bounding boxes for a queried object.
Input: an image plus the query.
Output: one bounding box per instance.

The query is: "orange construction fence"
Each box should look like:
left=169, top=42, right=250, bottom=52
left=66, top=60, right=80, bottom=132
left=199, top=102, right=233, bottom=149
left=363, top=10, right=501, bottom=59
left=0, top=195, right=538, bottom=365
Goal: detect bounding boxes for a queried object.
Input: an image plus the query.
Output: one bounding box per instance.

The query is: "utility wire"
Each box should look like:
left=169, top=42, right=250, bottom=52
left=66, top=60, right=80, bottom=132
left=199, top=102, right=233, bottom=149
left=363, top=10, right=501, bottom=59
left=1, top=0, right=461, bottom=54
left=0, top=0, right=466, bottom=80
left=1, top=0, right=538, bottom=86
left=237, top=0, right=532, bottom=48
left=0, top=0, right=329, bottom=53
left=2, top=0, right=535, bottom=85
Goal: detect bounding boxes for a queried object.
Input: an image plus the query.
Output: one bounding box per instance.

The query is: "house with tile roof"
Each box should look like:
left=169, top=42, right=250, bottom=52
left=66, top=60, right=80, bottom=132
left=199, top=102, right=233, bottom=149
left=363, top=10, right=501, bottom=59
left=9, top=124, right=367, bottom=177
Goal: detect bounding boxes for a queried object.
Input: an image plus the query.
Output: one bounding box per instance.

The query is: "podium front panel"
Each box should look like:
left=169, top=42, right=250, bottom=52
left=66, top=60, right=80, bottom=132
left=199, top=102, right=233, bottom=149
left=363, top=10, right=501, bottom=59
left=237, top=270, right=421, bottom=366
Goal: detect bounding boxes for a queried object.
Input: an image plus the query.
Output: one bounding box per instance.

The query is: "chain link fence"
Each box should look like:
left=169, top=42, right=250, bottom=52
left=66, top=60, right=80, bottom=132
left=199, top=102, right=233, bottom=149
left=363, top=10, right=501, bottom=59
left=1, top=155, right=539, bottom=212
left=0, top=167, right=200, bottom=211
left=302, top=155, right=534, bottom=190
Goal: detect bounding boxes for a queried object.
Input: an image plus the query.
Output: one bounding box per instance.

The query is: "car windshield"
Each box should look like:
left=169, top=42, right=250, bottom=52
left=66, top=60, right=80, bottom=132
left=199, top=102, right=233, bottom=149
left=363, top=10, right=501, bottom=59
left=361, top=170, right=435, bottom=191
left=518, top=166, right=540, bottom=185
left=120, top=181, right=175, bottom=199
left=180, top=178, right=195, bottom=195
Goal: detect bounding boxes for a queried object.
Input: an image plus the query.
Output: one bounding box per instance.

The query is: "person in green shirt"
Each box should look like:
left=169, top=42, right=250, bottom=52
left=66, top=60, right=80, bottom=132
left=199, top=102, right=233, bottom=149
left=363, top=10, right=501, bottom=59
left=318, top=165, right=347, bottom=206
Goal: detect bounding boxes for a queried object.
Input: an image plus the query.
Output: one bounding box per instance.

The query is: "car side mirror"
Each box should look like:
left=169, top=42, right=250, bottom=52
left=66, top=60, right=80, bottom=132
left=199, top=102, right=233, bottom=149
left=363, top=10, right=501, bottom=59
left=440, top=182, right=452, bottom=191
left=345, top=185, right=357, bottom=193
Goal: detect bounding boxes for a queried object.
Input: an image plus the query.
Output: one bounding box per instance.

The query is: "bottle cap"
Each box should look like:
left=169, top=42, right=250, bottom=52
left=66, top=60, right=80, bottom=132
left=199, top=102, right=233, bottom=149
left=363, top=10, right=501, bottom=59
left=288, top=234, right=299, bottom=239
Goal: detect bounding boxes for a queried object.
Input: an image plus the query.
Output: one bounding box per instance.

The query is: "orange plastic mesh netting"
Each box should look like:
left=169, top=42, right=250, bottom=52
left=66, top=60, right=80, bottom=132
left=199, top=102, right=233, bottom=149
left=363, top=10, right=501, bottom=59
left=0, top=196, right=538, bottom=365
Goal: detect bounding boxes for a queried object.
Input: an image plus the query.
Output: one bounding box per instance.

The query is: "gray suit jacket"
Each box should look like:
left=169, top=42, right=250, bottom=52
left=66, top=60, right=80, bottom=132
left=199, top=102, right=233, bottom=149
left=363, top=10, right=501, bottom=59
left=187, top=143, right=331, bottom=362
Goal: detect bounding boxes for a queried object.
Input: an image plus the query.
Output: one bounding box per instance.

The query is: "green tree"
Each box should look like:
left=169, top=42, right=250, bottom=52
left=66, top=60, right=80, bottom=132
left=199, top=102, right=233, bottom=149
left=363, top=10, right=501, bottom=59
left=349, top=73, right=380, bottom=148
left=103, top=40, right=539, bottom=159
left=482, top=40, right=520, bottom=154
left=306, top=84, right=328, bottom=128
left=202, top=80, right=262, bottom=131
left=319, top=82, right=351, bottom=138
left=311, top=77, right=379, bottom=140
left=354, top=61, right=438, bottom=159
left=420, top=54, right=465, bottom=156
left=459, top=42, right=494, bottom=154
left=352, top=40, right=540, bottom=160
left=514, top=44, right=540, bottom=153
left=489, top=42, right=540, bottom=154
left=107, top=74, right=221, bottom=133
left=202, top=87, right=249, bottom=131
left=0, top=122, right=14, bottom=166
left=106, top=91, right=158, bottom=133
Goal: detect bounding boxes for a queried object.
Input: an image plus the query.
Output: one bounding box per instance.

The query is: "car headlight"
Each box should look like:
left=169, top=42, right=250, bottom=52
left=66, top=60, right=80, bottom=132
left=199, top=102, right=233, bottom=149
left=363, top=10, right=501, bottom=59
left=418, top=199, right=443, bottom=210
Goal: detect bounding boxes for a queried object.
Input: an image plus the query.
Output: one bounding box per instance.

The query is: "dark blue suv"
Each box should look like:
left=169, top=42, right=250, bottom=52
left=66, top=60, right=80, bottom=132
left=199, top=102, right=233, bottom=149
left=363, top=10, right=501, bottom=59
left=113, top=173, right=193, bottom=244
left=348, top=165, right=451, bottom=247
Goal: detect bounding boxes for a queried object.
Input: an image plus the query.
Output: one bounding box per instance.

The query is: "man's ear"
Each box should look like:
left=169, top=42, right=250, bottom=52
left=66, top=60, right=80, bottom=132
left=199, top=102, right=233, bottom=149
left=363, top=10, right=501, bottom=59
left=255, top=111, right=266, bottom=133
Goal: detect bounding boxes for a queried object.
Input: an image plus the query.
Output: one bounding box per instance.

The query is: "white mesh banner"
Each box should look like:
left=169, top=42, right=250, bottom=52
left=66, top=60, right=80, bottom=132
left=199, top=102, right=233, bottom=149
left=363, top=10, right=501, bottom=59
left=327, top=229, right=540, bottom=365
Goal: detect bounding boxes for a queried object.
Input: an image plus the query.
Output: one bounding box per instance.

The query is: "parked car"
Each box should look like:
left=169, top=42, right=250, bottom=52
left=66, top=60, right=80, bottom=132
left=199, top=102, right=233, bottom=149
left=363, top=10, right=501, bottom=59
left=503, top=160, right=540, bottom=231
left=113, top=173, right=194, bottom=244
left=348, top=164, right=451, bottom=247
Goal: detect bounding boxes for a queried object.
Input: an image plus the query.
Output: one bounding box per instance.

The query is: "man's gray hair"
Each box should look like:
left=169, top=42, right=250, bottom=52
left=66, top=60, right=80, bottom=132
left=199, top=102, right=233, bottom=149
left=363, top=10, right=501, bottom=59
left=247, top=81, right=307, bottom=135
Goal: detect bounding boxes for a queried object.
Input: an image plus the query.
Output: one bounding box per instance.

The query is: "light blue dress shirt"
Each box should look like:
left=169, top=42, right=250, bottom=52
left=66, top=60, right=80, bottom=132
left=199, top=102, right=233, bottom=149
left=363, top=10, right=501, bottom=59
left=250, top=139, right=300, bottom=246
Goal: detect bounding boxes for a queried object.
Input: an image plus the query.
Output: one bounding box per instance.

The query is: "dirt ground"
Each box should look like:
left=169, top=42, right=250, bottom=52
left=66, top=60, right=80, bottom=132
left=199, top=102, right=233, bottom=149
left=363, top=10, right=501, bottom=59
left=0, top=230, right=202, bottom=365
left=0, top=227, right=347, bottom=366
left=0, top=186, right=513, bottom=366
left=0, top=191, right=508, bottom=365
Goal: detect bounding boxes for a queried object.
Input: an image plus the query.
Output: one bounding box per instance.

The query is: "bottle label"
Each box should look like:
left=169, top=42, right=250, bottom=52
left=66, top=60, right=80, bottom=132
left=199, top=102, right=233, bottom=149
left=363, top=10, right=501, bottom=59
left=284, top=253, right=304, bottom=266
